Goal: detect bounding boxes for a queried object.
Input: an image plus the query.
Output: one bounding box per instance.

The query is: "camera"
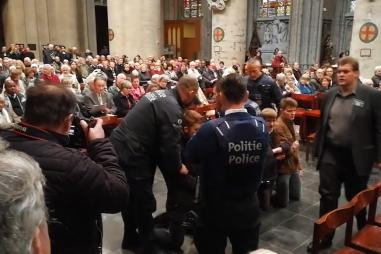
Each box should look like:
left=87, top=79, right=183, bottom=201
left=68, top=114, right=97, bottom=148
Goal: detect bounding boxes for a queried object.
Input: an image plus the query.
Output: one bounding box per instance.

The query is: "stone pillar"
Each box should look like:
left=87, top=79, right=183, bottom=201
left=3, top=0, right=27, bottom=45
left=45, top=0, right=83, bottom=48
left=350, top=0, right=381, bottom=79
left=200, top=2, right=212, bottom=60
left=76, top=0, right=97, bottom=54
left=288, top=0, right=324, bottom=70
left=3, top=0, right=91, bottom=60
left=211, top=0, right=247, bottom=65
left=108, top=0, right=163, bottom=57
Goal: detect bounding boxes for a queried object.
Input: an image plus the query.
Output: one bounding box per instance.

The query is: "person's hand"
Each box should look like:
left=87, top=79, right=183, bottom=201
left=291, top=141, right=300, bottom=151
left=80, top=118, right=105, bottom=141
left=179, top=164, right=189, bottom=175
left=272, top=147, right=283, bottom=154
left=104, top=107, right=112, bottom=114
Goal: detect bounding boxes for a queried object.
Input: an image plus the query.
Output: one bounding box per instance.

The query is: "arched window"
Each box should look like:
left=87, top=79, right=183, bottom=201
left=259, top=0, right=292, bottom=18
left=184, top=0, right=202, bottom=18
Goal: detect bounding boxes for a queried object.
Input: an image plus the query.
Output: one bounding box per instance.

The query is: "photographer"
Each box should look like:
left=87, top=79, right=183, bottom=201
left=0, top=84, right=129, bottom=254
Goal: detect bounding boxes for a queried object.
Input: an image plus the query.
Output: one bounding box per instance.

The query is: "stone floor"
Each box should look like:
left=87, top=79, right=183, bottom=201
left=102, top=151, right=381, bottom=254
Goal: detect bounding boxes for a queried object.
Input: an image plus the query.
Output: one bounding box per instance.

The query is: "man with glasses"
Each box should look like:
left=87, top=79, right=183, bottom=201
left=307, top=57, right=381, bottom=252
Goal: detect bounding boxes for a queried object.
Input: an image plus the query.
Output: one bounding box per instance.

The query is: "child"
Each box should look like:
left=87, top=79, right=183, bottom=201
left=259, top=108, right=290, bottom=210
left=273, top=98, right=302, bottom=207
left=154, top=110, right=204, bottom=251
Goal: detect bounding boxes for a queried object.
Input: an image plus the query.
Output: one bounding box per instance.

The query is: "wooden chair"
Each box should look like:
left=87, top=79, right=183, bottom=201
left=204, top=87, right=215, bottom=101
left=347, top=186, right=381, bottom=253
left=368, top=182, right=381, bottom=227
left=193, top=103, right=217, bottom=120
left=291, top=94, right=319, bottom=109
left=100, top=115, right=119, bottom=127
left=312, top=203, right=363, bottom=254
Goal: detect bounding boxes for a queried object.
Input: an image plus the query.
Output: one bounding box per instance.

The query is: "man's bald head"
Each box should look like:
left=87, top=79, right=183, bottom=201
left=246, top=59, right=263, bottom=80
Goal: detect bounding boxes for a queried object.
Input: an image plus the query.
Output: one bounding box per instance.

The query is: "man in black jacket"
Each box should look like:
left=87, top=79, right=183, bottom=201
left=0, top=84, right=129, bottom=254
left=110, top=75, right=199, bottom=252
left=245, top=59, right=282, bottom=110
left=307, top=57, right=381, bottom=252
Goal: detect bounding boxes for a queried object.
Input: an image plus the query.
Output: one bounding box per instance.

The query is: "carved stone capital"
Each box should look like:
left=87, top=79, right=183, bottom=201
left=207, top=0, right=229, bottom=11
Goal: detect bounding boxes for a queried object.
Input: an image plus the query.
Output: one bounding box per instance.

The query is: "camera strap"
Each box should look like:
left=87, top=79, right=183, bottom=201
left=11, top=122, right=69, bottom=146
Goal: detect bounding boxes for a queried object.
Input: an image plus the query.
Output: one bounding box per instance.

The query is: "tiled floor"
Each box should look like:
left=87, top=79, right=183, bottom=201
left=102, top=152, right=381, bottom=254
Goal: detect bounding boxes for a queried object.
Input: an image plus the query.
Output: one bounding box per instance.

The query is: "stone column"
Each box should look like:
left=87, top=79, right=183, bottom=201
left=3, top=0, right=27, bottom=45
left=288, top=0, right=324, bottom=70
left=211, top=0, right=248, bottom=65
left=45, top=0, right=83, bottom=48
left=350, top=0, right=381, bottom=79
left=108, top=0, right=163, bottom=57
left=200, top=2, right=212, bottom=60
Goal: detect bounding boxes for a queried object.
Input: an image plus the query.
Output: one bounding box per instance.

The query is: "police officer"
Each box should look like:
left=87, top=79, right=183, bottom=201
left=185, top=73, right=269, bottom=254
left=245, top=59, right=282, bottom=110
left=110, top=75, right=199, bottom=252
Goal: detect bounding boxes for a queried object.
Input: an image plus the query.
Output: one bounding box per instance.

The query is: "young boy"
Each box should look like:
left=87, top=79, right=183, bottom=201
left=154, top=109, right=204, bottom=251
left=273, top=97, right=302, bottom=207
left=259, top=108, right=290, bottom=210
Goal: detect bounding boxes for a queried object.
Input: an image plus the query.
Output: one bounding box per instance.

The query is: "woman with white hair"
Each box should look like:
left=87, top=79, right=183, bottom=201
left=371, top=65, right=381, bottom=88
left=0, top=140, right=50, bottom=254
left=59, top=64, right=80, bottom=94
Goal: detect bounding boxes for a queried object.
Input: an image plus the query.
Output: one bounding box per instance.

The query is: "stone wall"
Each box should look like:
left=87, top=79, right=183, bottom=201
left=2, top=0, right=96, bottom=60
left=211, top=0, right=247, bottom=65
left=108, top=0, right=163, bottom=58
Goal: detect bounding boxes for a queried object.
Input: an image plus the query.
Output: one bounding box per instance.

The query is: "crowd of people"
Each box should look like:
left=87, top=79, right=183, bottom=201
left=0, top=42, right=380, bottom=254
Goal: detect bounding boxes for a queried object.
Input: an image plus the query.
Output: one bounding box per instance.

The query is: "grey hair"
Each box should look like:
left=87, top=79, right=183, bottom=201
left=0, top=139, right=47, bottom=254
left=375, top=66, right=381, bottom=72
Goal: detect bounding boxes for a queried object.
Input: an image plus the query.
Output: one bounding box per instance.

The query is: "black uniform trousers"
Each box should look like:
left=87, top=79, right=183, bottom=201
left=122, top=174, right=156, bottom=250
left=318, top=145, right=369, bottom=240
left=194, top=197, right=260, bottom=254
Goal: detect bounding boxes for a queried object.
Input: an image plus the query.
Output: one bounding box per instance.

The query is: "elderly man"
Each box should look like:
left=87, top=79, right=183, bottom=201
left=0, top=141, right=50, bottom=254
left=0, top=85, right=129, bottom=254
left=108, top=73, right=127, bottom=96
left=83, top=76, right=116, bottom=116
left=3, top=79, right=25, bottom=117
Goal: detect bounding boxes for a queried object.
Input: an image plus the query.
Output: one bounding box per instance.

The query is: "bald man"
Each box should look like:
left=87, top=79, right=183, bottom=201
left=245, top=59, right=282, bottom=110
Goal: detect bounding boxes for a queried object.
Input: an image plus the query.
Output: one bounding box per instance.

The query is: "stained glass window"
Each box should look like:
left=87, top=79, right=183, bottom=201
left=184, top=0, right=203, bottom=18
left=259, top=0, right=292, bottom=18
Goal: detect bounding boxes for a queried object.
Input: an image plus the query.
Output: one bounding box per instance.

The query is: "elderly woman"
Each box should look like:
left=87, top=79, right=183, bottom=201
left=59, top=64, right=80, bottom=94
left=113, top=80, right=135, bottom=117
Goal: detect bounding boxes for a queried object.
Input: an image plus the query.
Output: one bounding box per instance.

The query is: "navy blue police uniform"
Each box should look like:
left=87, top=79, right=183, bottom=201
left=185, top=109, right=269, bottom=254
left=245, top=74, right=282, bottom=110
left=110, top=88, right=186, bottom=250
